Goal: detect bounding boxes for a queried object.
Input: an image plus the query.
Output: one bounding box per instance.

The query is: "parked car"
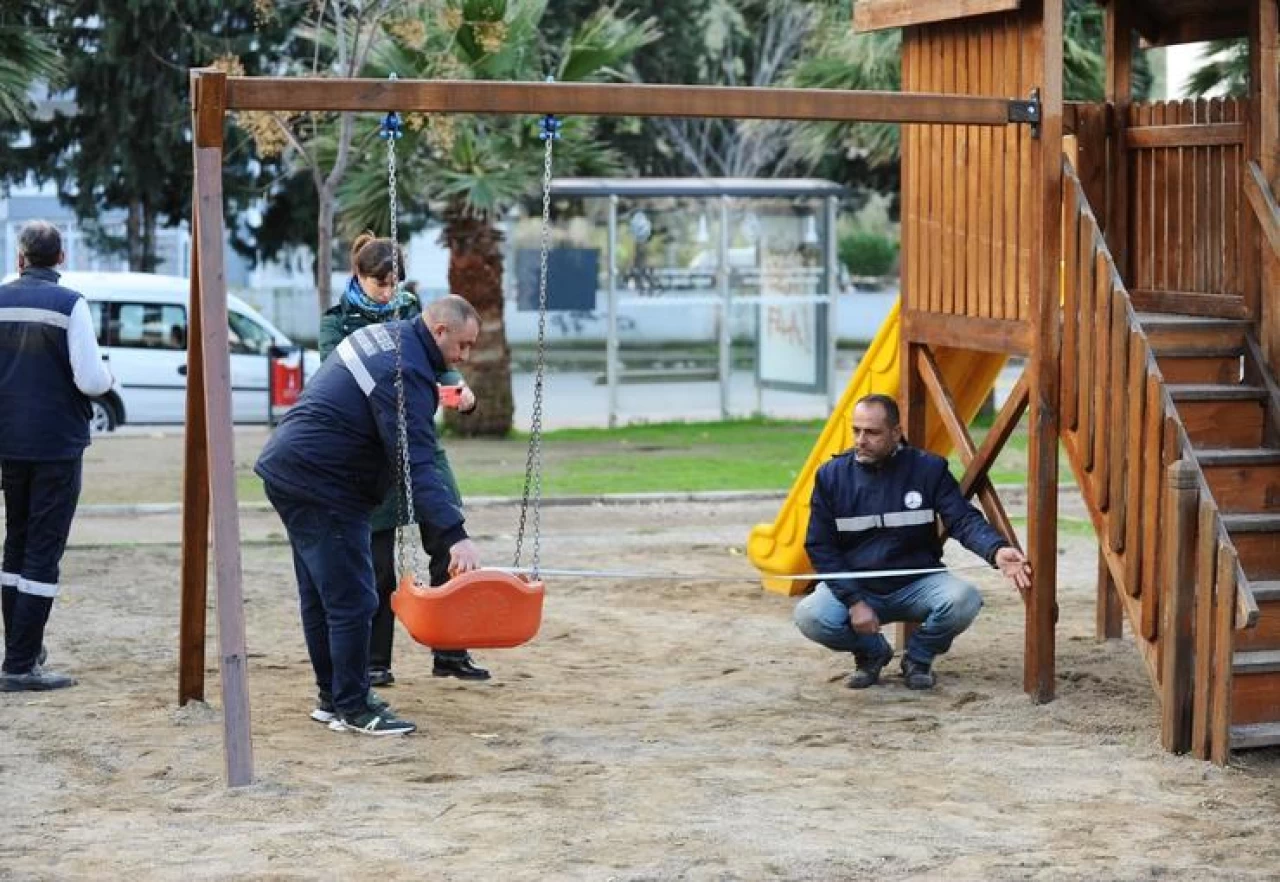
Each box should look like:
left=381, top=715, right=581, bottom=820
left=3, top=271, right=321, bottom=428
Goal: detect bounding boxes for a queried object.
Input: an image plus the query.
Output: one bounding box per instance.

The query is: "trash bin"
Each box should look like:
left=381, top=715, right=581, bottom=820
left=267, top=345, right=304, bottom=426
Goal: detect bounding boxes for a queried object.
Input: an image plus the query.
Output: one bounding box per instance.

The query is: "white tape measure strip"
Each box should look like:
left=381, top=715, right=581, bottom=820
left=492, top=563, right=993, bottom=583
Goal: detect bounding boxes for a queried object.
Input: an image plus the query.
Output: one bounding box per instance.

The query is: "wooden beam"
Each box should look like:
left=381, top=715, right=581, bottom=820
left=1105, top=1, right=1133, bottom=279
left=1125, top=122, right=1247, bottom=149
left=1259, top=0, right=1280, bottom=379
left=178, top=160, right=210, bottom=707
left=191, top=68, right=254, bottom=788
left=853, top=0, right=1021, bottom=33
left=1245, top=161, right=1280, bottom=264
left=1145, top=13, right=1250, bottom=47
left=959, top=371, right=1030, bottom=502
left=901, top=310, right=1033, bottom=354
left=898, top=340, right=928, bottom=655
left=1025, top=0, right=1063, bottom=704
left=222, top=75, right=1018, bottom=126
left=1160, top=459, right=1199, bottom=754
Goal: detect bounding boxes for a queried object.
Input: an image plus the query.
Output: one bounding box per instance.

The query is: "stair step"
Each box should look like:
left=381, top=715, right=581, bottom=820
left=1234, top=649, right=1280, bottom=674
left=1167, top=384, right=1267, bottom=401
left=1248, top=581, right=1280, bottom=603
left=1140, top=315, right=1252, bottom=354
left=1221, top=513, right=1280, bottom=532
left=1230, top=722, right=1280, bottom=750
left=1196, top=448, right=1280, bottom=466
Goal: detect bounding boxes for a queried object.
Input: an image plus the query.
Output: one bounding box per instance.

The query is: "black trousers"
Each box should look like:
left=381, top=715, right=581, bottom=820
left=1, top=458, right=82, bottom=673
left=369, top=521, right=457, bottom=670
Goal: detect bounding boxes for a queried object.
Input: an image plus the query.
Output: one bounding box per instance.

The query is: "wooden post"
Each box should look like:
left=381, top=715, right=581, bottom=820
left=1160, top=460, right=1199, bottom=753
left=898, top=339, right=927, bottom=653
left=1024, top=0, right=1064, bottom=703
left=1191, top=499, right=1220, bottom=760
left=179, top=162, right=210, bottom=705
left=1104, top=0, right=1133, bottom=279
left=1252, top=0, right=1280, bottom=373
left=1096, top=549, right=1123, bottom=641
left=1210, top=545, right=1238, bottom=766
left=190, top=68, right=254, bottom=788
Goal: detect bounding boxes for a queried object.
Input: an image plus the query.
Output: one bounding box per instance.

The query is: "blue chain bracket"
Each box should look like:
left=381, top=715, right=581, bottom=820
left=380, top=73, right=403, bottom=141
left=538, top=75, right=560, bottom=141
left=380, top=111, right=403, bottom=140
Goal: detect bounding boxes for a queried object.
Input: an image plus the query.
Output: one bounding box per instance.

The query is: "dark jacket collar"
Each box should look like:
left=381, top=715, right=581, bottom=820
left=414, top=317, right=448, bottom=374
left=19, top=266, right=61, bottom=284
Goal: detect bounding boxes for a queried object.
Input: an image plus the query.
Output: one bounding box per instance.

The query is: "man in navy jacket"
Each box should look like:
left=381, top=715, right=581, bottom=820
left=256, top=295, right=482, bottom=736
left=795, top=394, right=1031, bottom=689
left=0, top=221, right=114, bottom=691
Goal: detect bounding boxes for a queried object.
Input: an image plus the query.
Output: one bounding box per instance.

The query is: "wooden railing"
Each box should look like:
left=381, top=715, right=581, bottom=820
left=1060, top=159, right=1258, bottom=763
left=1244, top=160, right=1280, bottom=264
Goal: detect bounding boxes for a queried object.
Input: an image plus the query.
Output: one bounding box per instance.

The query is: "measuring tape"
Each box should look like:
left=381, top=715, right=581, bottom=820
left=491, top=563, right=994, bottom=583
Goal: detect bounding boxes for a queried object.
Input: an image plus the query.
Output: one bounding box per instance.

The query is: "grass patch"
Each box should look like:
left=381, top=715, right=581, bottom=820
left=198, top=417, right=1071, bottom=503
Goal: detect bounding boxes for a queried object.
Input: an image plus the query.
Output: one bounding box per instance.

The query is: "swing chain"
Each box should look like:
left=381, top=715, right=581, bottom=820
left=513, top=114, right=556, bottom=577
left=385, top=102, right=417, bottom=579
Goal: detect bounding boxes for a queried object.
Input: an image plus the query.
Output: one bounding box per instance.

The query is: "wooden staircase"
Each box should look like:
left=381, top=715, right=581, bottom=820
left=1144, top=315, right=1280, bottom=751
left=1059, top=160, right=1280, bottom=763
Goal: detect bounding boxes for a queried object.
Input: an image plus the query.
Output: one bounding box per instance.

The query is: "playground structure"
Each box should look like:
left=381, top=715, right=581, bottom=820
left=178, top=1, right=1279, bottom=785
left=749, top=0, right=1280, bottom=766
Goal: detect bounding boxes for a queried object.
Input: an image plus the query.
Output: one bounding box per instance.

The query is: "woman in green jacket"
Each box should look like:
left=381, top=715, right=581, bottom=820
left=316, top=233, right=490, bottom=686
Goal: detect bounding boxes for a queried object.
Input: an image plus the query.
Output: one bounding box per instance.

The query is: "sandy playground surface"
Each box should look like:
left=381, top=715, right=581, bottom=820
left=3, top=492, right=1280, bottom=881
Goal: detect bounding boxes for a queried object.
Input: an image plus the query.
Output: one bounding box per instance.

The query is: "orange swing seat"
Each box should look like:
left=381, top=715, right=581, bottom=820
left=391, top=570, right=545, bottom=651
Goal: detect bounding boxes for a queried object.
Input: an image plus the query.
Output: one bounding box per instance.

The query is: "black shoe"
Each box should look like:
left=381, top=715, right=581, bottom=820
left=432, top=651, right=490, bottom=681
left=845, top=642, right=895, bottom=690
left=901, top=657, right=937, bottom=690
left=329, top=706, right=416, bottom=736
left=368, top=667, right=396, bottom=688
left=0, top=665, right=76, bottom=692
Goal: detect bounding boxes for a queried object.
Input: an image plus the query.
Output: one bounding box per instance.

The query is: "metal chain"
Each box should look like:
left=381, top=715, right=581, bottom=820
left=513, top=122, right=556, bottom=577
left=383, top=109, right=418, bottom=579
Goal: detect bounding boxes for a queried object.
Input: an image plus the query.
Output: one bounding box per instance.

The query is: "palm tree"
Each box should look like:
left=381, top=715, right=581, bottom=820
left=343, top=0, right=659, bottom=436
left=0, top=3, right=62, bottom=124
left=1186, top=39, right=1248, bottom=98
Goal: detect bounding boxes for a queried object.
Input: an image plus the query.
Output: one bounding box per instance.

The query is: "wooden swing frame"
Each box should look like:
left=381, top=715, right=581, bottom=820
left=184, top=15, right=1064, bottom=784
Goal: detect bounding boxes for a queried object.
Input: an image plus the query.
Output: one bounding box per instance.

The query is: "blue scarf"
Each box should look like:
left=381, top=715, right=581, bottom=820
left=344, top=275, right=409, bottom=319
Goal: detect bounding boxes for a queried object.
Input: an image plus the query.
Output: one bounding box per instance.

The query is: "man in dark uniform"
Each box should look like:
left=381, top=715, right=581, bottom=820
left=0, top=221, right=114, bottom=691
left=794, top=394, right=1031, bottom=690
left=255, top=295, right=483, bottom=737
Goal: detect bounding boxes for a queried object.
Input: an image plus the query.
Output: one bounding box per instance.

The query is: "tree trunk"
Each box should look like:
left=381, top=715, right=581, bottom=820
left=126, top=199, right=143, bottom=271
left=143, top=206, right=157, bottom=273
left=440, top=205, right=513, bottom=437
left=315, top=185, right=335, bottom=316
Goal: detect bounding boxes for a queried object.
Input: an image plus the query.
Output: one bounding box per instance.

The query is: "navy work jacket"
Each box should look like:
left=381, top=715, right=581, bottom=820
left=255, top=317, right=466, bottom=547
left=805, top=444, right=1010, bottom=606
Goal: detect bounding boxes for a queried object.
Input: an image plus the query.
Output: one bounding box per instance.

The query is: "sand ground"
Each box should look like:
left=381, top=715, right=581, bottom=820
left=2, top=493, right=1279, bottom=881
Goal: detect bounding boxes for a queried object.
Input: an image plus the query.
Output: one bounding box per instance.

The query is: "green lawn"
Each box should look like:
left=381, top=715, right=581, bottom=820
left=228, top=416, right=1063, bottom=503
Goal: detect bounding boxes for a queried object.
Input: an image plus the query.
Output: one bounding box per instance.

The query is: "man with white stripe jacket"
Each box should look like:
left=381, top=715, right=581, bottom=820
left=0, top=221, right=114, bottom=691
left=255, top=295, right=482, bottom=736
left=795, top=394, right=1031, bottom=690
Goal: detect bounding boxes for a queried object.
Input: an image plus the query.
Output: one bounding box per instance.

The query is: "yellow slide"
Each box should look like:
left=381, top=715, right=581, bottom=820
left=746, top=299, right=1008, bottom=595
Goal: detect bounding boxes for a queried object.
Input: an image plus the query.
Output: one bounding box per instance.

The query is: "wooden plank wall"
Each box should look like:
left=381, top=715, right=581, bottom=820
left=1126, top=98, right=1251, bottom=318
left=902, top=10, right=1035, bottom=324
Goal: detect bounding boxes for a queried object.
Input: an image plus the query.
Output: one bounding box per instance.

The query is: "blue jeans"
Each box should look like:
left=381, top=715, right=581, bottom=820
left=793, top=573, right=983, bottom=665
left=265, top=486, right=378, bottom=715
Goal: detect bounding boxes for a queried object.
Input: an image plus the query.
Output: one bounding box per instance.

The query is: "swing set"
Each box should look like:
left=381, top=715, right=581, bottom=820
left=180, top=8, right=1063, bottom=786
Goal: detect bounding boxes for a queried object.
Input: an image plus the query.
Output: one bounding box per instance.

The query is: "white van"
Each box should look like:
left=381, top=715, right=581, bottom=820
left=52, top=272, right=320, bottom=427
